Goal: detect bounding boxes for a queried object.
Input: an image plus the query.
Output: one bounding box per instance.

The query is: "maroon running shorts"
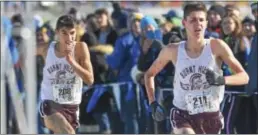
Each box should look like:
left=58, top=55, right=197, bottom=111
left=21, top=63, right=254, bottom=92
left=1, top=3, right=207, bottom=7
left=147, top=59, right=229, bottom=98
left=170, top=107, right=224, bottom=134
left=39, top=100, right=79, bottom=130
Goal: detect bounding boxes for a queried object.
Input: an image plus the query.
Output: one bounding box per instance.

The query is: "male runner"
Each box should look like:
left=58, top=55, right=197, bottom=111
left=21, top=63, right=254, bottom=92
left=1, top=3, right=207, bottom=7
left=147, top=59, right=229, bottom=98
left=39, top=15, right=94, bottom=134
left=144, top=2, right=249, bottom=134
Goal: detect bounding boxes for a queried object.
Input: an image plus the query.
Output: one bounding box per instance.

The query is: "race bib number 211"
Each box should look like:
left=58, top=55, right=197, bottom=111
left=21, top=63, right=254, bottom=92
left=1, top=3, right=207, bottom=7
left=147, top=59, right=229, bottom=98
left=185, top=92, right=217, bottom=115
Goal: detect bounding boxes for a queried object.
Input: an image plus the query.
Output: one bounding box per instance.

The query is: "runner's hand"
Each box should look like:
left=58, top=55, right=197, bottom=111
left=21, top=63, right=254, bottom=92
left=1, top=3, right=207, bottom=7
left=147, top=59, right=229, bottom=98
left=205, top=69, right=225, bottom=86
left=150, top=101, right=166, bottom=121
left=65, top=41, right=75, bottom=63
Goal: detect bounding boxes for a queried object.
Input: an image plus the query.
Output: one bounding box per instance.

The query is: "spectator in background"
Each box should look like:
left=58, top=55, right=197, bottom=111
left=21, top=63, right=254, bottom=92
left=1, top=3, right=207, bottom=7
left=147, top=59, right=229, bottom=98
left=162, top=9, right=182, bottom=28
left=36, top=22, right=55, bottom=60
left=161, top=9, right=185, bottom=43
left=160, top=22, right=173, bottom=36
left=80, top=14, right=98, bottom=47
left=94, top=8, right=117, bottom=45
left=2, top=15, right=20, bottom=134
left=35, top=23, right=54, bottom=134
left=79, top=28, right=116, bottom=134
left=137, top=16, right=163, bottom=74
left=10, top=13, right=25, bottom=78
left=251, top=2, right=258, bottom=30
left=220, top=13, right=253, bottom=134
left=106, top=11, right=144, bottom=134
left=225, top=4, right=240, bottom=17
left=207, top=4, right=225, bottom=37
left=80, top=8, right=119, bottom=134
left=242, top=17, right=256, bottom=43
left=111, top=1, right=123, bottom=27
left=138, top=15, right=175, bottom=88
left=80, top=15, right=115, bottom=134
left=68, top=7, right=85, bottom=42
left=246, top=2, right=257, bottom=95
left=137, top=15, right=175, bottom=133
left=111, top=10, right=128, bottom=36
left=83, top=13, right=99, bottom=33
left=154, top=17, right=165, bottom=27
left=245, top=1, right=258, bottom=133
left=5, top=13, right=27, bottom=134
left=162, top=26, right=185, bottom=45
left=155, top=16, right=181, bottom=44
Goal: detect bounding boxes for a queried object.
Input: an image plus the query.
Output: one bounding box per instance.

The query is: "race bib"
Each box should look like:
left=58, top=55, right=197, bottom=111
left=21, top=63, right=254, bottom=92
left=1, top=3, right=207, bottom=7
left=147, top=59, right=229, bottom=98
left=53, top=84, right=76, bottom=104
left=185, top=91, right=218, bottom=115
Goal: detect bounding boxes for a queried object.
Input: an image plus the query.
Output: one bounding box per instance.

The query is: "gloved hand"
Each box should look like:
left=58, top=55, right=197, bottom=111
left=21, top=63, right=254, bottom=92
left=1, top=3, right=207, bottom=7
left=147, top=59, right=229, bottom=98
left=150, top=101, right=166, bottom=121
left=205, top=69, right=225, bottom=86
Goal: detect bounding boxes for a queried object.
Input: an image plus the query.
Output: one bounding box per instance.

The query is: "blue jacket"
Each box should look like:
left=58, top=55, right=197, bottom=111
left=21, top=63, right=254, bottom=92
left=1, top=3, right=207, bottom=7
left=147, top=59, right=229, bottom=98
left=87, top=32, right=141, bottom=113
left=106, top=32, right=141, bottom=82
left=246, top=34, right=257, bottom=94
left=204, top=29, right=220, bottom=39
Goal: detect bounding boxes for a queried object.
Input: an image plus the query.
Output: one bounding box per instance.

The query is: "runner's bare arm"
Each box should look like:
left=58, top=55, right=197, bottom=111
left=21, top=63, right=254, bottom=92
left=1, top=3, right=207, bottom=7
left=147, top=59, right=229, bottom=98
left=144, top=45, right=175, bottom=104
left=70, top=42, right=94, bottom=86
left=212, top=39, right=249, bottom=85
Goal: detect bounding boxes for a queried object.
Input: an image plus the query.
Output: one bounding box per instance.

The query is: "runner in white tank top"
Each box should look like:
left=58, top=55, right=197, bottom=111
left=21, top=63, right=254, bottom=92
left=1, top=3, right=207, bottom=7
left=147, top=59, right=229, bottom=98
left=40, top=41, right=83, bottom=105
left=38, top=15, right=94, bottom=134
left=144, top=3, right=249, bottom=134
left=172, top=39, right=224, bottom=114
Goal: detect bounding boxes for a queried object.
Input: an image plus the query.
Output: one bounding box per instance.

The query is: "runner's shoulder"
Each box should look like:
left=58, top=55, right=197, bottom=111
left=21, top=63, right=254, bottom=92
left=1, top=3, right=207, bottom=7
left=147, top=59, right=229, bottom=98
left=164, top=42, right=180, bottom=53
left=76, top=41, right=88, bottom=47
left=75, top=41, right=89, bottom=51
left=209, top=38, right=228, bottom=55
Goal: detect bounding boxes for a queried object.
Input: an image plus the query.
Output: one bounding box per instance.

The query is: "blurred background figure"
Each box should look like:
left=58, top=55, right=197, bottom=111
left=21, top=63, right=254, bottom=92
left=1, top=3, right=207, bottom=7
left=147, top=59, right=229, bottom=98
left=242, top=17, right=256, bottom=43
left=106, top=11, right=144, bottom=134
left=225, top=4, right=240, bottom=17
left=207, top=4, right=225, bottom=38
left=162, top=9, right=182, bottom=28
left=245, top=2, right=258, bottom=134
left=94, top=8, right=117, bottom=45
left=68, top=7, right=86, bottom=42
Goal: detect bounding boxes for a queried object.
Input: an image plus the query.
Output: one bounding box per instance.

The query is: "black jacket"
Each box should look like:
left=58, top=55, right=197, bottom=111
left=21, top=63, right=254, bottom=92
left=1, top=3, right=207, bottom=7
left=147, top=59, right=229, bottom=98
left=94, top=27, right=118, bottom=46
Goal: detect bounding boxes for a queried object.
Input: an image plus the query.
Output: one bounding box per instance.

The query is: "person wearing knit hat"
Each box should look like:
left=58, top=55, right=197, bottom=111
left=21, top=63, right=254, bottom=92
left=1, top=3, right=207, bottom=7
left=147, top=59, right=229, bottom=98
left=162, top=9, right=182, bottom=27
left=207, top=4, right=225, bottom=37
left=111, top=10, right=128, bottom=35
left=242, top=17, right=256, bottom=42
left=140, top=15, right=162, bottom=41
left=127, top=12, right=143, bottom=36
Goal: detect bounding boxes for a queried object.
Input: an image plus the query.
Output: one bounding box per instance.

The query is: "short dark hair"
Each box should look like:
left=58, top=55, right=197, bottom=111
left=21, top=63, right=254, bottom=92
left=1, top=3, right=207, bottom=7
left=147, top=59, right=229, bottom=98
left=95, top=8, right=109, bottom=16
left=183, top=2, right=207, bottom=19
left=11, top=14, right=24, bottom=25
left=55, top=15, right=76, bottom=30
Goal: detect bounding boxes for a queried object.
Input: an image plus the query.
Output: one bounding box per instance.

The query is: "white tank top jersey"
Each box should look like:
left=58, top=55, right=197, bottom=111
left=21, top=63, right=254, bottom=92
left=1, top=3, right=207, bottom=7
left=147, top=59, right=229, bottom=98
left=173, top=39, right=225, bottom=115
left=40, top=41, right=83, bottom=105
